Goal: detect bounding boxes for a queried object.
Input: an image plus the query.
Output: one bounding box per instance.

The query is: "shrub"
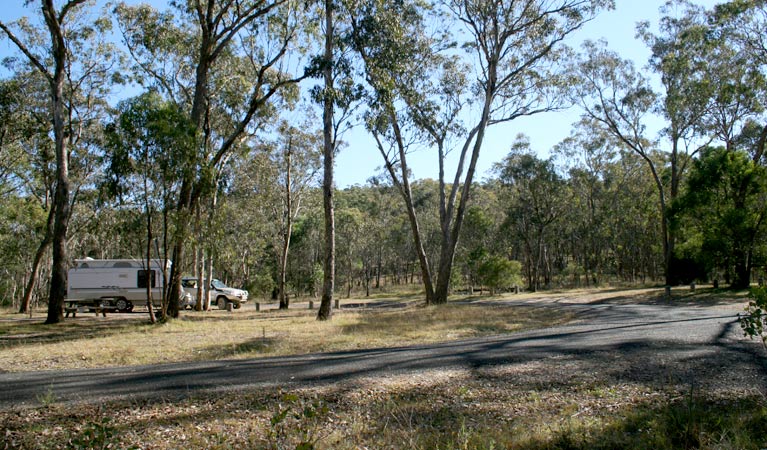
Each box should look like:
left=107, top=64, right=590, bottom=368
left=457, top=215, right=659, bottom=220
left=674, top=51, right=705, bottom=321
left=740, top=286, right=767, bottom=350
left=478, top=256, right=522, bottom=295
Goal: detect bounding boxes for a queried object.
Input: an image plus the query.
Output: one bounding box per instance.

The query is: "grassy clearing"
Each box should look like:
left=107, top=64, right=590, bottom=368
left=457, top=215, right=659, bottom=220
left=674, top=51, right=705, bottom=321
left=0, top=293, right=573, bottom=372
left=1, top=287, right=763, bottom=449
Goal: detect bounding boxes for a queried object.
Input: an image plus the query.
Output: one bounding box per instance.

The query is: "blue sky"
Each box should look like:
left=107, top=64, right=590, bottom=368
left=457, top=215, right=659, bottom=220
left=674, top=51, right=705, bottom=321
left=337, top=0, right=723, bottom=186
left=1, top=0, right=722, bottom=187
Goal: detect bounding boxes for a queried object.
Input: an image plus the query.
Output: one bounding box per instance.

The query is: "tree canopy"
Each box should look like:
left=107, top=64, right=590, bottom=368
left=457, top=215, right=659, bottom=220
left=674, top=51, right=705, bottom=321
left=1, top=0, right=766, bottom=320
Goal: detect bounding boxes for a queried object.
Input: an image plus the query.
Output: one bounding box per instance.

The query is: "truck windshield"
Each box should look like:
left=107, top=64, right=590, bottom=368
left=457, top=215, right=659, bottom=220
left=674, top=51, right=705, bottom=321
left=211, top=279, right=228, bottom=290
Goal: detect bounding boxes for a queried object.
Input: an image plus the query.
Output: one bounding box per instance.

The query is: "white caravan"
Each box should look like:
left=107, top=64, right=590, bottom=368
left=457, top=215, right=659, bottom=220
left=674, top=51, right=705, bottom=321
left=67, top=258, right=191, bottom=312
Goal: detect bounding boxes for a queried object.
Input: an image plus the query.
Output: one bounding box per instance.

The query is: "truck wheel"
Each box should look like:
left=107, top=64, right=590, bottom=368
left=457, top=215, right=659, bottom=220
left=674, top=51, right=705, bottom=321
left=217, top=297, right=228, bottom=310
left=233, top=302, right=241, bottom=309
left=115, top=298, right=129, bottom=312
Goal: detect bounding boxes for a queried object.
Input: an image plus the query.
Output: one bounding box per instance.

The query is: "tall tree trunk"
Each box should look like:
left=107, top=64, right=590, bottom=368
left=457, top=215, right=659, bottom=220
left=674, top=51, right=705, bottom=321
left=394, top=168, right=435, bottom=303
left=732, top=247, right=751, bottom=289
left=20, top=240, right=49, bottom=314
left=194, top=206, right=205, bottom=311
left=279, top=146, right=293, bottom=310
left=44, top=0, right=74, bottom=325
left=145, top=192, right=156, bottom=324
left=432, top=67, right=496, bottom=305
left=204, top=256, right=213, bottom=311
left=166, top=180, right=200, bottom=318
left=20, top=205, right=55, bottom=314
left=166, top=206, right=188, bottom=319
left=317, top=0, right=334, bottom=321
left=372, top=107, right=435, bottom=303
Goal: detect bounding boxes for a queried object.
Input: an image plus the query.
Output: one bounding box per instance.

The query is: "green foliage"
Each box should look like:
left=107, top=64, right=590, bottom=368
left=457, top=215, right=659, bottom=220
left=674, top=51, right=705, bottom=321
left=103, top=91, right=197, bottom=204
left=0, top=197, right=45, bottom=306
left=496, top=142, right=569, bottom=290
left=741, top=286, right=767, bottom=350
left=268, top=392, right=330, bottom=450
left=310, top=263, right=324, bottom=298
left=675, top=146, right=767, bottom=288
left=248, top=270, right=277, bottom=299
left=68, top=418, right=125, bottom=450
left=478, top=256, right=522, bottom=295
left=35, top=385, right=56, bottom=407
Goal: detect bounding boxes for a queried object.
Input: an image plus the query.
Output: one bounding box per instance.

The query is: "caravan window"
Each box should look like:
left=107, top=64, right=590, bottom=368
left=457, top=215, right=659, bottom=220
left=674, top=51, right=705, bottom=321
left=113, top=262, right=134, bottom=268
left=137, top=270, right=156, bottom=288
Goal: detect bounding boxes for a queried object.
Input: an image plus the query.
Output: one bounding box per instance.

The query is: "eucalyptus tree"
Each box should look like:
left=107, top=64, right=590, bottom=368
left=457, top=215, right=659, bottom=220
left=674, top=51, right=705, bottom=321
left=115, top=0, right=311, bottom=317
left=573, top=3, right=726, bottom=286
left=347, top=0, right=611, bottom=304
left=344, top=0, right=441, bottom=303
left=0, top=74, right=55, bottom=313
left=703, top=26, right=766, bottom=154
left=570, top=46, right=671, bottom=286
left=495, top=137, right=569, bottom=291
left=714, top=0, right=767, bottom=66
left=677, top=146, right=767, bottom=288
left=0, top=77, right=48, bottom=309
left=103, top=92, right=196, bottom=321
left=268, top=121, right=321, bottom=309
left=430, top=0, right=611, bottom=302
left=311, top=0, right=363, bottom=320
left=0, top=1, right=119, bottom=323
left=708, top=1, right=767, bottom=164
left=318, top=0, right=337, bottom=322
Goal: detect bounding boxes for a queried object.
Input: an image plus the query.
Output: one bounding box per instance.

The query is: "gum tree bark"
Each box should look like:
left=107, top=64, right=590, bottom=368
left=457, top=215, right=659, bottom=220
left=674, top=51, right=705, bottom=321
left=317, top=0, right=336, bottom=321
left=0, top=0, right=88, bottom=324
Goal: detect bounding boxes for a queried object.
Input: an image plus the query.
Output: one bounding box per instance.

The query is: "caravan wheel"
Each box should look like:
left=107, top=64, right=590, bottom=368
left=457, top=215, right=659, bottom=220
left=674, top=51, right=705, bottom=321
left=115, top=298, right=130, bottom=312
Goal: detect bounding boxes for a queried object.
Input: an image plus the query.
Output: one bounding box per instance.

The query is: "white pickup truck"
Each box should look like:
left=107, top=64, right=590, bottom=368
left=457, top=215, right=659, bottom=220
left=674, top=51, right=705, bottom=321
left=181, top=277, right=249, bottom=309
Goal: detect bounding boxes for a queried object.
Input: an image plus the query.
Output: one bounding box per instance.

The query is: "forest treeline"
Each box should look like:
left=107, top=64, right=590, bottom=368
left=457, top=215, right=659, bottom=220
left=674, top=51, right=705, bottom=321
left=0, top=0, right=766, bottom=320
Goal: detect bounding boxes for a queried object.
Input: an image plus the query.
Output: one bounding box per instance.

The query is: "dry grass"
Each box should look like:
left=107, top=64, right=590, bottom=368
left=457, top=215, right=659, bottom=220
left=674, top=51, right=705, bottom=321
left=2, top=287, right=764, bottom=449
left=2, top=362, right=765, bottom=449
left=0, top=292, right=573, bottom=373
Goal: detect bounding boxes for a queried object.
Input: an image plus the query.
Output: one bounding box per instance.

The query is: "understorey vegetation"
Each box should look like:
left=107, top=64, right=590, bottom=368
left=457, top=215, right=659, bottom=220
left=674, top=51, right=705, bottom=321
left=0, top=1, right=766, bottom=318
